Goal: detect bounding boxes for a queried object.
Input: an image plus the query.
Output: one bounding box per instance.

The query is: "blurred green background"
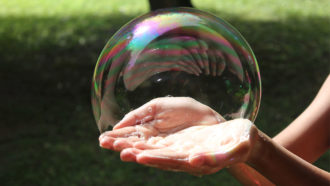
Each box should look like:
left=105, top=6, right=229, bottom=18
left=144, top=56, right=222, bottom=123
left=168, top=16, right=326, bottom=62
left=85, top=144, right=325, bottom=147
left=1, top=0, right=329, bottom=185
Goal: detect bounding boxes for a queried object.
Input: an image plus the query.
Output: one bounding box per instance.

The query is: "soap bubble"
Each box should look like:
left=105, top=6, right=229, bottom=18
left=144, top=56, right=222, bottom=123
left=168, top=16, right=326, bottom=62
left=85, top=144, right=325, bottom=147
left=92, top=8, right=261, bottom=132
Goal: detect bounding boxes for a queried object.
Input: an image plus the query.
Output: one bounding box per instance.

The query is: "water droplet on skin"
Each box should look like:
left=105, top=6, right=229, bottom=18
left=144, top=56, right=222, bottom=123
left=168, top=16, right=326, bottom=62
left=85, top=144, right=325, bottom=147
left=131, top=128, right=146, bottom=140
left=141, top=115, right=153, bottom=124
left=215, top=115, right=223, bottom=123
left=141, top=118, right=147, bottom=124
left=147, top=106, right=152, bottom=113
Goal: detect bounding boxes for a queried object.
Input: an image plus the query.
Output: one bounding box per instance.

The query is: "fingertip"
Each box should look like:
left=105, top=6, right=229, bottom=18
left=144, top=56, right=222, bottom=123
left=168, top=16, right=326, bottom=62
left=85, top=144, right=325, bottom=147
left=120, top=149, right=137, bottom=162
left=114, top=101, right=157, bottom=130
left=113, top=139, right=131, bottom=151
left=121, top=148, right=142, bottom=162
left=189, top=154, right=205, bottom=167
left=113, top=122, right=125, bottom=130
left=133, top=141, right=159, bottom=150
left=99, top=136, right=114, bottom=149
left=113, top=112, right=138, bottom=130
left=112, top=125, right=120, bottom=130
left=135, top=151, right=153, bottom=164
left=113, top=112, right=134, bottom=130
left=99, top=133, right=106, bottom=141
left=99, top=131, right=110, bottom=140
left=136, top=154, right=149, bottom=164
left=135, top=153, right=176, bottom=165
left=133, top=141, right=147, bottom=149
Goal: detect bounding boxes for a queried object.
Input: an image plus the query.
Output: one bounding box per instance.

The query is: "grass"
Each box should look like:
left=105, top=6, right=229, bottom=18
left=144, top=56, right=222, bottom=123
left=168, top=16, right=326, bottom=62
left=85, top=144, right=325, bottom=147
left=1, top=0, right=329, bottom=185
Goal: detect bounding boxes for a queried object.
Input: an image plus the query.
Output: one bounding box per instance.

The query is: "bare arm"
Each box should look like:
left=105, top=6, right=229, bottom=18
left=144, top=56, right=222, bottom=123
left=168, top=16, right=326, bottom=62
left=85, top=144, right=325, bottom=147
left=228, top=75, right=330, bottom=185
left=227, top=163, right=274, bottom=186
left=273, top=75, right=330, bottom=162
left=247, top=129, right=330, bottom=186
left=99, top=76, right=330, bottom=184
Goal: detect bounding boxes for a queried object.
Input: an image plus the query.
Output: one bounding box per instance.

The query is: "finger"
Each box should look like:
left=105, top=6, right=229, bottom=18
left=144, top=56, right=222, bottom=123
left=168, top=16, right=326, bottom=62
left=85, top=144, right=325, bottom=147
left=136, top=148, right=189, bottom=168
left=100, top=126, right=137, bottom=138
left=99, top=135, right=115, bottom=150
left=100, top=135, right=141, bottom=151
left=113, top=137, right=141, bottom=151
left=133, top=141, right=164, bottom=150
left=189, top=152, right=228, bottom=174
left=113, top=101, right=156, bottom=130
left=214, top=112, right=226, bottom=123
left=198, top=166, right=223, bottom=175
left=188, top=152, right=206, bottom=167
left=187, top=165, right=219, bottom=176
left=196, top=151, right=230, bottom=167
left=121, top=148, right=187, bottom=168
left=120, top=148, right=142, bottom=162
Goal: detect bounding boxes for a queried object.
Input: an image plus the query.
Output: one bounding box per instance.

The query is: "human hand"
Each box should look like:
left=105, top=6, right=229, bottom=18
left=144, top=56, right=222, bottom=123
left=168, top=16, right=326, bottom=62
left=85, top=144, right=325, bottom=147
left=99, top=97, right=258, bottom=175
left=113, top=97, right=224, bottom=132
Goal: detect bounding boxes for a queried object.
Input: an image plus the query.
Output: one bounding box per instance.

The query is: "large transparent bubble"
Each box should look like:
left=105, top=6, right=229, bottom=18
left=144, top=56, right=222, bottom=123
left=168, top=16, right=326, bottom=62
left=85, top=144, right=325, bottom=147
left=92, top=8, right=261, bottom=132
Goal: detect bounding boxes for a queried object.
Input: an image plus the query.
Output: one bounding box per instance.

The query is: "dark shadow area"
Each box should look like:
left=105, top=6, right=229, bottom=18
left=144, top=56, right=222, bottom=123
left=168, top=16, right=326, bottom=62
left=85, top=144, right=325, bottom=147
left=0, top=12, right=329, bottom=185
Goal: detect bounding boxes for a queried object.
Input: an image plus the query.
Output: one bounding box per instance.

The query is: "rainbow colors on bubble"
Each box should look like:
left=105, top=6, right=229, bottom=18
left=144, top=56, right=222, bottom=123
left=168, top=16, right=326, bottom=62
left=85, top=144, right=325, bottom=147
left=92, top=8, right=261, bottom=132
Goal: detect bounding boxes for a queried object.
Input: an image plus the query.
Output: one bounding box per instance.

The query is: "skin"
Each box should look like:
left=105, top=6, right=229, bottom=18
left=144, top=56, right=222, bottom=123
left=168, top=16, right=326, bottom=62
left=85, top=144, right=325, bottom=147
left=248, top=129, right=330, bottom=186
left=100, top=118, right=257, bottom=175
left=227, top=163, right=275, bottom=186
left=99, top=97, right=237, bottom=175
left=99, top=75, right=330, bottom=184
left=228, top=75, right=330, bottom=185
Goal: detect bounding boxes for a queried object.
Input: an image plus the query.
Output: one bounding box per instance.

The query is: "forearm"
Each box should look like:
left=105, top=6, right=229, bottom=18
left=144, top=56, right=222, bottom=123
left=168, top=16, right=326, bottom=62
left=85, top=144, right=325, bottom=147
left=273, top=75, right=330, bottom=162
left=228, top=163, right=274, bottom=186
left=247, top=130, right=330, bottom=186
left=228, top=75, right=330, bottom=185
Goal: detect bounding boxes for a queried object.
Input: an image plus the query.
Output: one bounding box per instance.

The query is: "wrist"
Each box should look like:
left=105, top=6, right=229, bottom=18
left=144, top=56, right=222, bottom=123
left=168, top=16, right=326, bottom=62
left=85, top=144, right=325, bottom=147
left=246, top=126, right=271, bottom=167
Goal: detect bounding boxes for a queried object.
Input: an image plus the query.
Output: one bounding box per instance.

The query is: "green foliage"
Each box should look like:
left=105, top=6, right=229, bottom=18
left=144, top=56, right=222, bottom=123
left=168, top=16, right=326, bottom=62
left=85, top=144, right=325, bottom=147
left=0, top=0, right=329, bottom=185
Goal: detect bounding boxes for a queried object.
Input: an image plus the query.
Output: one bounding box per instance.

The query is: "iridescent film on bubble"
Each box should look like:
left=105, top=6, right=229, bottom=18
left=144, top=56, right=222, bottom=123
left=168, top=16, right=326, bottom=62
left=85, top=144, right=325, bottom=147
left=92, top=8, right=261, bottom=132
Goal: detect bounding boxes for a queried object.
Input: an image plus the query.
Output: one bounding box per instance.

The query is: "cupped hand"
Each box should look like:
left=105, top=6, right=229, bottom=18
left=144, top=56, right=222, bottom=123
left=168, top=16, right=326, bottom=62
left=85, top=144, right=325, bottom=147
left=99, top=97, right=258, bottom=175
left=113, top=97, right=225, bottom=132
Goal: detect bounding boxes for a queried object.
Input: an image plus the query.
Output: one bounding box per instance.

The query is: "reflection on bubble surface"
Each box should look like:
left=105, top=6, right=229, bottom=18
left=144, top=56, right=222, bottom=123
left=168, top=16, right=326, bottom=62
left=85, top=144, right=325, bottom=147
left=92, top=8, right=261, bottom=132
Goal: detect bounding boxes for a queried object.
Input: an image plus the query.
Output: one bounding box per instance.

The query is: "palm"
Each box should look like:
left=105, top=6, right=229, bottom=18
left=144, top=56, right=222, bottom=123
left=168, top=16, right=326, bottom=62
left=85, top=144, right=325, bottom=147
left=100, top=97, right=256, bottom=175
left=113, top=97, right=224, bottom=133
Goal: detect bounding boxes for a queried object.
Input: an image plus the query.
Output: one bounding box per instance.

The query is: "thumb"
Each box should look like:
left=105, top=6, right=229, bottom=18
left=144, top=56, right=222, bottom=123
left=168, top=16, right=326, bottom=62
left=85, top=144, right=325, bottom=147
left=113, top=100, right=157, bottom=130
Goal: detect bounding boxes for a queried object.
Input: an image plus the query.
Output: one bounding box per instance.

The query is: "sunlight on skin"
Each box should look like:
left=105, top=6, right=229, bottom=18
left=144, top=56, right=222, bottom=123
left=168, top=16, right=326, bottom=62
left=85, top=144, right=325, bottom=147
left=100, top=119, right=257, bottom=175
left=114, top=97, right=225, bottom=132
left=98, top=77, right=330, bottom=184
left=99, top=97, right=258, bottom=175
left=98, top=81, right=330, bottom=184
